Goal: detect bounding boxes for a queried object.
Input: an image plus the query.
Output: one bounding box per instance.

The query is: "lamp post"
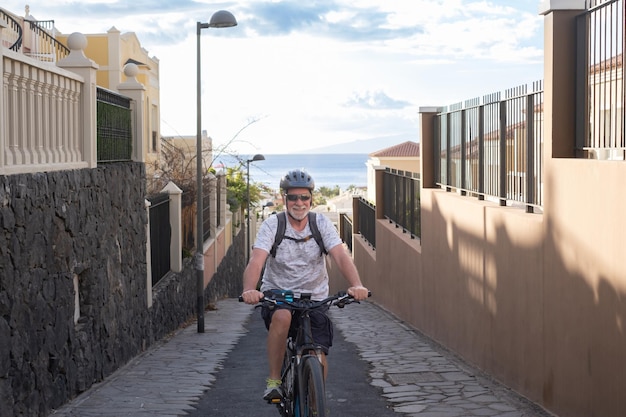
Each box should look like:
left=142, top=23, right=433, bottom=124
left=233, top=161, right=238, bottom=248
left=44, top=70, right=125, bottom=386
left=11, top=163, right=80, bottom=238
left=196, top=10, right=237, bottom=334
left=246, top=154, right=265, bottom=262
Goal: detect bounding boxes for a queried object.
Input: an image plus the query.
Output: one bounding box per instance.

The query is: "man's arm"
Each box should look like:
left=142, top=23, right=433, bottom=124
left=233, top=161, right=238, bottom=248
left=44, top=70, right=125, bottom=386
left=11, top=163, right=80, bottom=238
left=328, top=244, right=369, bottom=301
left=241, top=248, right=268, bottom=304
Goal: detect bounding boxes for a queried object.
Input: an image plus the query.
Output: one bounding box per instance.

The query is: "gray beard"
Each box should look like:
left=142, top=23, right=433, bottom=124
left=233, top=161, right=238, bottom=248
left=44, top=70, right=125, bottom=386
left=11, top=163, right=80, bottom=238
left=288, top=207, right=309, bottom=221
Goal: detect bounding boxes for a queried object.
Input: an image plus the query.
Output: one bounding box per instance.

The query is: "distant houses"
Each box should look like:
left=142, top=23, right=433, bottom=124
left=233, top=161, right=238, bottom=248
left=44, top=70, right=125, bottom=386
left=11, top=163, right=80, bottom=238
left=366, top=140, right=420, bottom=202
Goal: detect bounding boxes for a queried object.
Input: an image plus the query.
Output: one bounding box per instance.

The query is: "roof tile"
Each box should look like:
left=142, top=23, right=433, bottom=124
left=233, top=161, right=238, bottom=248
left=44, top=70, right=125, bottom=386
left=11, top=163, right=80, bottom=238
left=370, top=141, right=420, bottom=157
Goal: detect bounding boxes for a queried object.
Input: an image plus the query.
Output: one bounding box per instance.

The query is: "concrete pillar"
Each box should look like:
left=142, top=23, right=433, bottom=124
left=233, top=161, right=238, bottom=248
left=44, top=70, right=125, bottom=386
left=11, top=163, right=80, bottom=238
left=0, top=21, right=6, bottom=169
left=161, top=181, right=183, bottom=273
left=57, top=32, right=99, bottom=168
left=418, top=107, right=443, bottom=188
left=351, top=196, right=360, bottom=234
left=539, top=0, right=586, bottom=159
left=117, top=63, right=147, bottom=163
left=374, top=166, right=386, bottom=220
left=107, top=27, right=122, bottom=89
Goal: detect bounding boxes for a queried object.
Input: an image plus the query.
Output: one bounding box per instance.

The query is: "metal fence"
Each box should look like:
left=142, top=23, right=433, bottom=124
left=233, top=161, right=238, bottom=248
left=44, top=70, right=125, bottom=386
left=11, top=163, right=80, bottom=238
left=202, top=177, right=211, bottom=241
left=577, top=0, right=625, bottom=159
left=435, top=82, right=544, bottom=212
left=383, top=169, right=421, bottom=238
left=216, top=177, right=222, bottom=228
left=97, top=87, right=133, bottom=162
left=148, top=193, right=171, bottom=286
left=1, top=8, right=22, bottom=52
left=25, top=20, right=69, bottom=62
left=340, top=213, right=353, bottom=252
left=357, top=197, right=376, bottom=249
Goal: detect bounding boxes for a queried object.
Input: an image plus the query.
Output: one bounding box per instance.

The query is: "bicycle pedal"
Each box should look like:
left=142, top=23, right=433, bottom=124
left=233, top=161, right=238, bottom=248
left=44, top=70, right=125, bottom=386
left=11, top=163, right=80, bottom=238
left=270, top=398, right=282, bottom=404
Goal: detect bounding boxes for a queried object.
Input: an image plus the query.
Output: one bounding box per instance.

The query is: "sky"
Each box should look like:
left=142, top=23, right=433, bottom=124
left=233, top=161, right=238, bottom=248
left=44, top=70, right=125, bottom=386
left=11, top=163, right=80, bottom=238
left=3, top=1, right=545, bottom=155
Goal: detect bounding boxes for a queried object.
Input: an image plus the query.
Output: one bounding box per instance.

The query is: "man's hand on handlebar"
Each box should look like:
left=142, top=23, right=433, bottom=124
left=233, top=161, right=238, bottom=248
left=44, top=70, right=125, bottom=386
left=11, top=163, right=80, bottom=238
left=347, top=286, right=369, bottom=301
left=241, top=289, right=264, bottom=304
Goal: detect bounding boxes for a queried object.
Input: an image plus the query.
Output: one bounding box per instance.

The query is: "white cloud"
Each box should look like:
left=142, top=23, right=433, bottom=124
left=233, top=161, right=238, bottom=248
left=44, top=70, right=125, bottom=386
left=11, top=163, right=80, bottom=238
left=2, top=0, right=545, bottom=154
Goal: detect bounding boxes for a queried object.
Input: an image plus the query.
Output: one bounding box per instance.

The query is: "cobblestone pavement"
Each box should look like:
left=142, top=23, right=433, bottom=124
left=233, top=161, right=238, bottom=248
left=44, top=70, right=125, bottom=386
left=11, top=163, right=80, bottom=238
left=49, top=300, right=251, bottom=416
left=330, top=302, right=553, bottom=417
left=49, top=298, right=553, bottom=417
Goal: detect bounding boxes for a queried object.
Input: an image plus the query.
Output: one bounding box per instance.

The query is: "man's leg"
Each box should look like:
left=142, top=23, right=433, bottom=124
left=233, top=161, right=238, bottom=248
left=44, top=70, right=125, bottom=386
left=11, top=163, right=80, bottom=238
left=310, top=309, right=332, bottom=380
left=263, top=308, right=293, bottom=402
left=267, top=308, right=292, bottom=379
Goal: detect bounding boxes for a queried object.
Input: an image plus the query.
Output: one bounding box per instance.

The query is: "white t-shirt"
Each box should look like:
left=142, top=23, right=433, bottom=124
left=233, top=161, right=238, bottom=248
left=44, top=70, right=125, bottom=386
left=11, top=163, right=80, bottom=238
left=255, top=212, right=342, bottom=300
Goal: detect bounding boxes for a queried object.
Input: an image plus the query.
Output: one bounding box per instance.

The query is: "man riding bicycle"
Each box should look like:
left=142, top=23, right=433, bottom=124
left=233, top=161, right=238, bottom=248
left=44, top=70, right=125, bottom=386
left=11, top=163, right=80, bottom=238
left=241, top=168, right=369, bottom=402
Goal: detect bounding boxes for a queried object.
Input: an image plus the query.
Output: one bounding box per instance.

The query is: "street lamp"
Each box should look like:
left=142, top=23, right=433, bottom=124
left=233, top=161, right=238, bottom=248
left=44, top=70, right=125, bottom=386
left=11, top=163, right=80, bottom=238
left=196, top=10, right=237, bottom=333
left=246, top=154, right=265, bottom=262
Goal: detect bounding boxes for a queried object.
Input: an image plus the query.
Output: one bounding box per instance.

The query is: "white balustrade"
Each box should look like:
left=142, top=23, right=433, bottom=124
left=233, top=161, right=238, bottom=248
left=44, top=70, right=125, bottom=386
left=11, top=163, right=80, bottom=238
left=0, top=32, right=97, bottom=174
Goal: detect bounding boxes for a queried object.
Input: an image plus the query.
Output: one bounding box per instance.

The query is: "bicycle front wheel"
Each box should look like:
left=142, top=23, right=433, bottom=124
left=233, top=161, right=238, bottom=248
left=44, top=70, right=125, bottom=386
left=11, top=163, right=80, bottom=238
left=298, top=355, right=326, bottom=417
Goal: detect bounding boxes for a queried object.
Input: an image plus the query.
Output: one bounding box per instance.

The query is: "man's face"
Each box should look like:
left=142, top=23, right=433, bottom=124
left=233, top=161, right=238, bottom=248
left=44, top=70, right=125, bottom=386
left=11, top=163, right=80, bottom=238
left=283, top=187, right=312, bottom=221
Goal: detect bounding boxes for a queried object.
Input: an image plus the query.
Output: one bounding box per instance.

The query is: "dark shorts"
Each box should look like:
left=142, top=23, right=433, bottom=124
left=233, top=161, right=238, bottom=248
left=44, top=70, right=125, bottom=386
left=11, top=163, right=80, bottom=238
left=261, top=304, right=334, bottom=354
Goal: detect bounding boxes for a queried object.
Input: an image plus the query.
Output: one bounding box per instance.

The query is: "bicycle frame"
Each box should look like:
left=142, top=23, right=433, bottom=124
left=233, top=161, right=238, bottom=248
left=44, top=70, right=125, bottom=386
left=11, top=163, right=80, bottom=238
left=269, top=292, right=359, bottom=417
left=240, top=290, right=369, bottom=417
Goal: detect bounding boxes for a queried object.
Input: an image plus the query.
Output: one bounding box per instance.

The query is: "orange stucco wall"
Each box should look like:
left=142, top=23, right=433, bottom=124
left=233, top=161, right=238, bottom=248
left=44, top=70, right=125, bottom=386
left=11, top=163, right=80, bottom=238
left=329, top=156, right=626, bottom=417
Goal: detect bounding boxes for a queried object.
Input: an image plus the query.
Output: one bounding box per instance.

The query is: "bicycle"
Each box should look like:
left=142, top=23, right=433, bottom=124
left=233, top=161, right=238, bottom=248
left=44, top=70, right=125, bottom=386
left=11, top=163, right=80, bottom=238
left=240, top=290, right=369, bottom=417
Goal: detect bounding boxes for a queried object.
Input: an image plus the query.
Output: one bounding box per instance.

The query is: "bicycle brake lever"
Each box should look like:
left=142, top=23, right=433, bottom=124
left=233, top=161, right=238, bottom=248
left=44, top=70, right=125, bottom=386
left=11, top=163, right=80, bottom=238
left=334, top=294, right=351, bottom=308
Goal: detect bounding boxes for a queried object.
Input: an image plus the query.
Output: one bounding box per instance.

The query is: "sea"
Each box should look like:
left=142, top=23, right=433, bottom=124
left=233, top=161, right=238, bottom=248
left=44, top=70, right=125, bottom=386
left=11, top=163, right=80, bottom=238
left=218, top=153, right=369, bottom=192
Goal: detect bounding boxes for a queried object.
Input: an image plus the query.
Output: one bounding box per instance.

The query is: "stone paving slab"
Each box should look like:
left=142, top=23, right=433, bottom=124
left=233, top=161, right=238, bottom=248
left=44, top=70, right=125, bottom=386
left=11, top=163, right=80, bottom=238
left=49, top=298, right=554, bottom=417
left=330, top=301, right=554, bottom=417
left=49, top=300, right=253, bottom=416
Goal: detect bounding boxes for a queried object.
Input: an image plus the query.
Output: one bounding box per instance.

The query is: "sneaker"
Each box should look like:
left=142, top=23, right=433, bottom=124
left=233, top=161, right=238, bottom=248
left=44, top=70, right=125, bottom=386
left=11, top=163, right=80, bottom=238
left=263, top=378, right=284, bottom=402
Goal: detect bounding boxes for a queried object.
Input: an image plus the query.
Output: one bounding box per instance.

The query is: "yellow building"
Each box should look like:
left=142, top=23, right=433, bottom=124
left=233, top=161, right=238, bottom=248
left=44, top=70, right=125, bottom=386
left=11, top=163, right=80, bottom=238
left=2, top=6, right=162, bottom=170
left=57, top=27, right=161, bottom=170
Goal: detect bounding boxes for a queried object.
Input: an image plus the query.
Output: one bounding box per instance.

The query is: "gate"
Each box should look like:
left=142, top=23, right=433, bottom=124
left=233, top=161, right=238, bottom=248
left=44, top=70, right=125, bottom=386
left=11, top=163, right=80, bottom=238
left=148, top=193, right=171, bottom=285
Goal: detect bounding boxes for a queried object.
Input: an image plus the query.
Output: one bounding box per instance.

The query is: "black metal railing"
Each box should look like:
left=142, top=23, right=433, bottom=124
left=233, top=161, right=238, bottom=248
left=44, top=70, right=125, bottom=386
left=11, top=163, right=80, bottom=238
left=202, top=177, right=211, bottom=241
left=26, top=19, right=69, bottom=62
left=216, top=177, right=222, bottom=228
left=97, top=87, right=133, bottom=162
left=357, top=197, right=376, bottom=249
left=576, top=0, right=625, bottom=158
left=340, top=213, right=353, bottom=252
left=148, top=193, right=171, bottom=286
left=1, top=8, right=22, bottom=52
left=383, top=169, right=421, bottom=239
left=435, top=81, right=544, bottom=212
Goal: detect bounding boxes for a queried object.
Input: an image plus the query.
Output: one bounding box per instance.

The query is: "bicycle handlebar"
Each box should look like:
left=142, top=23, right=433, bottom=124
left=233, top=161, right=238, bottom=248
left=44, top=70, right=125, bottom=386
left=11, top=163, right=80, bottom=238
left=238, top=290, right=371, bottom=310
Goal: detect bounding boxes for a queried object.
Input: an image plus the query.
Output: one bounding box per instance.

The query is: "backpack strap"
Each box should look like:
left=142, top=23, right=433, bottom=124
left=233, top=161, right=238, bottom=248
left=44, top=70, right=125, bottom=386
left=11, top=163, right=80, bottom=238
left=269, top=212, right=287, bottom=258
left=307, top=212, right=328, bottom=256
left=269, top=212, right=328, bottom=257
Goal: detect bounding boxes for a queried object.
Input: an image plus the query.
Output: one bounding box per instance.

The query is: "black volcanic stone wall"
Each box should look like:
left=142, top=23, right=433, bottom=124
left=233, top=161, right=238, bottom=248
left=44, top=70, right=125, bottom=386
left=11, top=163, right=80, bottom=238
left=149, top=228, right=246, bottom=342
left=206, top=229, right=245, bottom=303
left=0, top=164, right=148, bottom=416
left=0, top=164, right=246, bottom=417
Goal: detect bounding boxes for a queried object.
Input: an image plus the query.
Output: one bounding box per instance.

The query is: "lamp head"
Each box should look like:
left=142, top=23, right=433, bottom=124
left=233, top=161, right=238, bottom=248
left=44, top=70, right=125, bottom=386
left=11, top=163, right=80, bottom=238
left=248, top=154, right=265, bottom=163
left=209, top=10, right=238, bottom=28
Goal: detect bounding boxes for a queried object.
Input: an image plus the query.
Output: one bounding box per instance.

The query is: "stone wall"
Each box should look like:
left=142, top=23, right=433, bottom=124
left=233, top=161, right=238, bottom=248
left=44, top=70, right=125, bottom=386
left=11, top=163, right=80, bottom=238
left=206, top=230, right=245, bottom=304
left=149, top=228, right=246, bottom=342
left=0, top=164, right=246, bottom=417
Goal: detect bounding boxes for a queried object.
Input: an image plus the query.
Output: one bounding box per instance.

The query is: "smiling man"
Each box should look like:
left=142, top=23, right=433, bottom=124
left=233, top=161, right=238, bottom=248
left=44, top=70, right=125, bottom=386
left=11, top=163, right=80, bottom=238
left=241, top=168, right=369, bottom=402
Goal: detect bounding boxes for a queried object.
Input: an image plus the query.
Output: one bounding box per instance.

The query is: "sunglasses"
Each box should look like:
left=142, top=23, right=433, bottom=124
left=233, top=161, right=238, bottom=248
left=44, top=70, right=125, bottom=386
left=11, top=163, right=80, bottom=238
left=285, top=193, right=312, bottom=202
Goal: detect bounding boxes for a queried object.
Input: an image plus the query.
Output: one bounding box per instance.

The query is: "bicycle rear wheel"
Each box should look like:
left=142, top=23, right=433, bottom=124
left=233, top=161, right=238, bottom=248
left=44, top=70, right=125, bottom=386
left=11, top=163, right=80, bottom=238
left=280, top=350, right=296, bottom=416
left=298, top=355, right=326, bottom=417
